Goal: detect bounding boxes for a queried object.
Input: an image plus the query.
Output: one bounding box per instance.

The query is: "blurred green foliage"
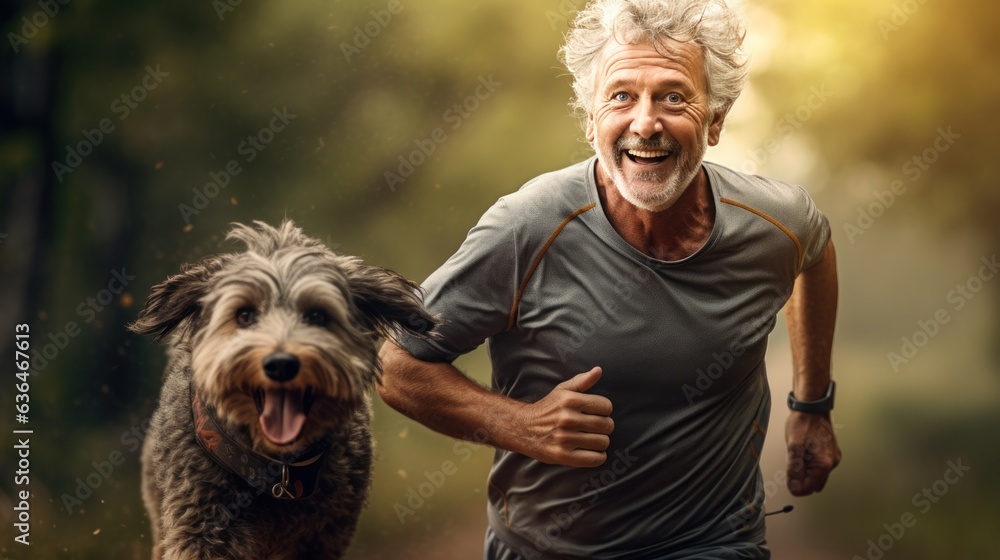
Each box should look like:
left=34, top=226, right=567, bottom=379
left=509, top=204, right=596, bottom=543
left=1, top=0, right=997, bottom=558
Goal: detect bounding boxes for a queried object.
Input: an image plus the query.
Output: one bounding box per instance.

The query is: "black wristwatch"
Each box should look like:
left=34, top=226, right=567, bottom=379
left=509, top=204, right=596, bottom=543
left=787, top=380, right=836, bottom=413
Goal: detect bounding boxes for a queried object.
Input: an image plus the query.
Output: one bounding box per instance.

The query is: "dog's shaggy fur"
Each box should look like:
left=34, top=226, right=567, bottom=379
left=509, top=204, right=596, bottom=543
left=130, top=221, right=436, bottom=559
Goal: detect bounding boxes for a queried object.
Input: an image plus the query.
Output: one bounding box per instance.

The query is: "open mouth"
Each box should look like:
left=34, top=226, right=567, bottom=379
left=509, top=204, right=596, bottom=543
left=253, top=386, right=316, bottom=446
left=624, top=149, right=671, bottom=165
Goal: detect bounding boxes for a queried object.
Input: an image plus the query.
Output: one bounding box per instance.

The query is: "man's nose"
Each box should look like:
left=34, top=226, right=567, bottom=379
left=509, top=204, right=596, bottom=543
left=629, top=97, right=664, bottom=139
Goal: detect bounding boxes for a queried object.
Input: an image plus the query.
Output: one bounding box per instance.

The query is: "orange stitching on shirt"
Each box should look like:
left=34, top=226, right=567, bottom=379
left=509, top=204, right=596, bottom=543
left=720, top=197, right=804, bottom=271
left=488, top=479, right=512, bottom=528
left=507, top=203, right=596, bottom=330
left=753, top=421, right=767, bottom=438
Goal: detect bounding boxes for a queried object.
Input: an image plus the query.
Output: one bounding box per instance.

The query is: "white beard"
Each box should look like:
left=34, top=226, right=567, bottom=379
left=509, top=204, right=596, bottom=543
left=595, top=128, right=708, bottom=212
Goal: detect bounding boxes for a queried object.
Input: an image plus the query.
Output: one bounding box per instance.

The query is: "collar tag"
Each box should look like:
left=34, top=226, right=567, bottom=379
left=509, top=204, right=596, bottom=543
left=272, top=464, right=296, bottom=499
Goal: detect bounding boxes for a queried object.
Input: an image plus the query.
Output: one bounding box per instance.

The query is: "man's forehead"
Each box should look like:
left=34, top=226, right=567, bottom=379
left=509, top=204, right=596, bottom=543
left=595, top=39, right=706, bottom=85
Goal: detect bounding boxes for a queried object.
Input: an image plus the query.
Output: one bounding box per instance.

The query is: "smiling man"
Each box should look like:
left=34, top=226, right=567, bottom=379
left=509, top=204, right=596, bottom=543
left=378, top=1, right=841, bottom=558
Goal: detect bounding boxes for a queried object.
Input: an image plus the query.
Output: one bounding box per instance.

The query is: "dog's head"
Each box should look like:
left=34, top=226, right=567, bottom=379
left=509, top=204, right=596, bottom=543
left=130, top=220, right=437, bottom=454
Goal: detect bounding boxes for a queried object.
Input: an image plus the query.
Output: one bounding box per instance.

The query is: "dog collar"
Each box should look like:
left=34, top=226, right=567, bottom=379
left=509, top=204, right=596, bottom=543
left=191, top=386, right=327, bottom=500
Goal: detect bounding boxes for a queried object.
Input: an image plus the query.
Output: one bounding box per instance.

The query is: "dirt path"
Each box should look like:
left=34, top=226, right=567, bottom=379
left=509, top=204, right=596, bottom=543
left=346, top=516, right=488, bottom=560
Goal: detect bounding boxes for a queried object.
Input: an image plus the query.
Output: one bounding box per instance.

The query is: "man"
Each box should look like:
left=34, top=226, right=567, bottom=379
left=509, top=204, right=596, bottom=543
left=379, top=0, right=841, bottom=558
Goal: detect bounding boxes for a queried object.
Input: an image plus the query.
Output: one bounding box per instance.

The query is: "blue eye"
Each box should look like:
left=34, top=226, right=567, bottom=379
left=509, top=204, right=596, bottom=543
left=666, top=93, right=683, bottom=104
left=613, top=92, right=629, bottom=102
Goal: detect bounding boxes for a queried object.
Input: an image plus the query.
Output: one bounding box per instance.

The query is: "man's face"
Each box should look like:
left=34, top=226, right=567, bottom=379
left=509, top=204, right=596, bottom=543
left=586, top=39, right=725, bottom=212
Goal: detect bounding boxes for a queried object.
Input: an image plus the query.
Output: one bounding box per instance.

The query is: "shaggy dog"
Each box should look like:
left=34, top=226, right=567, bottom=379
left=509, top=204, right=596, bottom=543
left=130, top=221, right=436, bottom=559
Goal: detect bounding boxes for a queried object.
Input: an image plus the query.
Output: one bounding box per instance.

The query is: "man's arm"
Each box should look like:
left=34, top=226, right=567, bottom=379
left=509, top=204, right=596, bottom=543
left=377, top=342, right=614, bottom=468
left=784, top=238, right=842, bottom=496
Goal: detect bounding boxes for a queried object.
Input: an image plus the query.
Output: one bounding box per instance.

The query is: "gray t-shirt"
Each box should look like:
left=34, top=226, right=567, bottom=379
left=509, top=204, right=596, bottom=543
left=398, top=157, right=830, bottom=559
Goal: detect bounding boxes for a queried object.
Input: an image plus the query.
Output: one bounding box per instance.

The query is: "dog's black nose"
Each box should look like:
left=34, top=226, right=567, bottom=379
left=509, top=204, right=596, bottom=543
left=263, top=352, right=300, bottom=382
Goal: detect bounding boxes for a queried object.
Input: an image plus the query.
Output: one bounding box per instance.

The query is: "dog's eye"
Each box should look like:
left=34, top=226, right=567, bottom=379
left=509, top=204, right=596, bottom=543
left=235, top=307, right=259, bottom=328
left=303, top=308, right=329, bottom=327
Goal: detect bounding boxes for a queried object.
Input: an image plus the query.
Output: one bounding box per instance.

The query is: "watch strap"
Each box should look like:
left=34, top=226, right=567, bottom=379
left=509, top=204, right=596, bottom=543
left=787, top=380, right=836, bottom=413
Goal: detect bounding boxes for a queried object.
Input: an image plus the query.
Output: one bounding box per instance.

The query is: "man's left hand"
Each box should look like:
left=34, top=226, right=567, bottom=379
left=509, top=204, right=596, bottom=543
left=785, top=411, right=841, bottom=496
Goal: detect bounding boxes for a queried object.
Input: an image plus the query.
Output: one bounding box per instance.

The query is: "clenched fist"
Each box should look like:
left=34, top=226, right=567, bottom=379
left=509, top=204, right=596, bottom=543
left=513, top=367, right=615, bottom=468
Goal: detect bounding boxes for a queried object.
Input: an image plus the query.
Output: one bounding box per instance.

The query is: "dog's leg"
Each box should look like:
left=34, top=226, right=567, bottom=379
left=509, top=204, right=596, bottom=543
left=155, top=466, right=263, bottom=560
left=144, top=363, right=259, bottom=560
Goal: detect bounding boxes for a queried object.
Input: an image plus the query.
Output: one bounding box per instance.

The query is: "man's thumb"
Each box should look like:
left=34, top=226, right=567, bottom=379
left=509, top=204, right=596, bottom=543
left=558, top=367, right=602, bottom=392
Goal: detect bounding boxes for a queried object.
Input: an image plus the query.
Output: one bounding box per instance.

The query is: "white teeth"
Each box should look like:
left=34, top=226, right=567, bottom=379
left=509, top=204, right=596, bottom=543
left=628, top=149, right=669, bottom=158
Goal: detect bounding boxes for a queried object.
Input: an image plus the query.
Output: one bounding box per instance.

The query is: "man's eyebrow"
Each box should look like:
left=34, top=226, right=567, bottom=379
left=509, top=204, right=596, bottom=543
left=600, top=76, right=694, bottom=94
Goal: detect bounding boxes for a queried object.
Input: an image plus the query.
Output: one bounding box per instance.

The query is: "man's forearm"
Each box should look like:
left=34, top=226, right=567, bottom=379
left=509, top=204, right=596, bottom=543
left=377, top=341, right=525, bottom=449
left=785, top=239, right=838, bottom=401
left=784, top=238, right=841, bottom=495
left=379, top=341, right=616, bottom=467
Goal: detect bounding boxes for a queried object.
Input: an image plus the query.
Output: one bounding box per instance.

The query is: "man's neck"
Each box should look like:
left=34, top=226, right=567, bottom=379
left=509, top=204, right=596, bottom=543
left=595, top=162, right=716, bottom=262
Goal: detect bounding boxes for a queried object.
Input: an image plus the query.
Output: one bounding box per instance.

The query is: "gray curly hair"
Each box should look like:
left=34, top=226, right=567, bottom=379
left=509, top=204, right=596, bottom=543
left=559, top=0, right=750, bottom=120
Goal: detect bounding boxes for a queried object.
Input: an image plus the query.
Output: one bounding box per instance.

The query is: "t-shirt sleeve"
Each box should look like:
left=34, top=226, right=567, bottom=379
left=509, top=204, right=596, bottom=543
left=396, top=198, right=517, bottom=363
left=795, top=185, right=831, bottom=271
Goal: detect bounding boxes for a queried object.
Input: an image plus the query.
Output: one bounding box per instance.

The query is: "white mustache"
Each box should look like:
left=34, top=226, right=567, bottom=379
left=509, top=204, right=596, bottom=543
left=616, top=135, right=679, bottom=152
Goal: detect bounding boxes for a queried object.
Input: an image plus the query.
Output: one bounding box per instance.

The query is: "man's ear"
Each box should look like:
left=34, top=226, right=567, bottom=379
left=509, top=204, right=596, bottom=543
left=340, top=257, right=439, bottom=342
left=585, top=112, right=596, bottom=143
left=707, top=107, right=728, bottom=147
left=128, top=256, right=224, bottom=342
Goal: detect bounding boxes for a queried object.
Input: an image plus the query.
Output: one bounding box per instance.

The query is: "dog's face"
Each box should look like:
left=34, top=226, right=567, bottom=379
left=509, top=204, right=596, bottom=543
left=131, top=221, right=436, bottom=455
left=188, top=246, right=378, bottom=455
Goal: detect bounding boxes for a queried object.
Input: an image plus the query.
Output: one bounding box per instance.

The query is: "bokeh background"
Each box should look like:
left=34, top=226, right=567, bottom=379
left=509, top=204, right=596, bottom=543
left=2, top=0, right=998, bottom=558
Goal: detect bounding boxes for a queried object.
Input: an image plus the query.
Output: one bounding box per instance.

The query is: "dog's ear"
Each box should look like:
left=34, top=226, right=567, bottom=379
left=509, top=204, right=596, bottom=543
left=128, top=257, right=223, bottom=342
left=342, top=259, right=439, bottom=342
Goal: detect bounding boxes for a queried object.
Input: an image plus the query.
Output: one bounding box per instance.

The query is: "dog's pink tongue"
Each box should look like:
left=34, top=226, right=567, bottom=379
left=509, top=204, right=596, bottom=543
left=260, top=387, right=307, bottom=445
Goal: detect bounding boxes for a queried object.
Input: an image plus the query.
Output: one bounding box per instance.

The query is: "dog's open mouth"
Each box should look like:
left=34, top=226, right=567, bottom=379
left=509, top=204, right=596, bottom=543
left=253, top=387, right=316, bottom=445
